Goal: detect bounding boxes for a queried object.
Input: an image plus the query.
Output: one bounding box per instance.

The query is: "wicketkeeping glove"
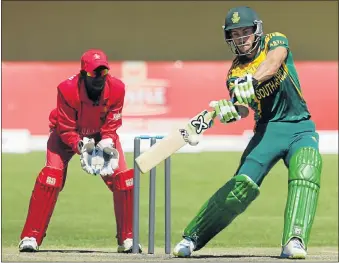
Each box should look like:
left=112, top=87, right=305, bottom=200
left=209, top=99, right=241, bottom=124
left=96, top=138, right=119, bottom=176
left=78, top=137, right=96, bottom=175
left=232, top=74, right=258, bottom=104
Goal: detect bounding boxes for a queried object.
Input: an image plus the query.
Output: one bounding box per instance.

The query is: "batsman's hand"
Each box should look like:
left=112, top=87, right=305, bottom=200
left=231, top=74, right=258, bottom=104
left=209, top=100, right=241, bottom=124
left=96, top=138, right=119, bottom=176
left=78, top=137, right=96, bottom=175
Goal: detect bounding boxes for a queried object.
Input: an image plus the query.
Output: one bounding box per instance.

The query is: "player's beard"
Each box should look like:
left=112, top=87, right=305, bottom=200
left=85, top=76, right=106, bottom=102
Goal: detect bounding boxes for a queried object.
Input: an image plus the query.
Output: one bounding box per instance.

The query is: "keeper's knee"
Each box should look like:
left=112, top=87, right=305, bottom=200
left=113, top=169, right=134, bottom=191
left=288, top=147, right=322, bottom=186
left=37, top=166, right=64, bottom=189
left=103, top=169, right=134, bottom=192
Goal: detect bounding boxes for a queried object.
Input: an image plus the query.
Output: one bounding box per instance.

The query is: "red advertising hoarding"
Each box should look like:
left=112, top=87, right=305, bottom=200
left=2, top=61, right=338, bottom=136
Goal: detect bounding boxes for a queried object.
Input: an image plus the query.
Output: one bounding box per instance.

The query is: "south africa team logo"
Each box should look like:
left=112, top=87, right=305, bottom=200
left=231, top=12, right=240, bottom=23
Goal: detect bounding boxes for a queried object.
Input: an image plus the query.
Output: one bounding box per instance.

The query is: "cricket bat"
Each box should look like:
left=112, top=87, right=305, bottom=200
left=135, top=102, right=249, bottom=174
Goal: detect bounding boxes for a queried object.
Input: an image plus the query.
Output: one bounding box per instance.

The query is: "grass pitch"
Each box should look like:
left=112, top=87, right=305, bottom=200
left=2, top=152, right=338, bottom=251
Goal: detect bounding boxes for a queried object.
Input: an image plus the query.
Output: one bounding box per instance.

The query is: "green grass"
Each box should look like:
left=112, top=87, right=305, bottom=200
left=2, top=152, right=338, bottom=249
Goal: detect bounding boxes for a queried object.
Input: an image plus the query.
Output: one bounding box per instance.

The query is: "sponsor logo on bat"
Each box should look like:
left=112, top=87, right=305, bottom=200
left=179, top=129, right=189, bottom=142
left=191, top=115, right=208, bottom=134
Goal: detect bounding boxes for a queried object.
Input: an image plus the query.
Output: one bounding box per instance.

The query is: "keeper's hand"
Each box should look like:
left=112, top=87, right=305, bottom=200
left=78, top=137, right=96, bottom=175
left=232, top=74, right=258, bottom=104
left=96, top=138, right=119, bottom=176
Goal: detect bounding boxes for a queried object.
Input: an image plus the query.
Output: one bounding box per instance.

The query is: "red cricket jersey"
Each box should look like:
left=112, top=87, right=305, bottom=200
left=49, top=73, right=125, bottom=154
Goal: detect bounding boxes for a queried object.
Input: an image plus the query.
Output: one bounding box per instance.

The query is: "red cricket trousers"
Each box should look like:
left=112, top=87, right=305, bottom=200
left=20, top=130, right=134, bottom=246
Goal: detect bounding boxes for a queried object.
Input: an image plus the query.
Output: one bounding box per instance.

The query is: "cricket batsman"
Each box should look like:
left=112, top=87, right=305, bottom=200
left=19, top=49, right=142, bottom=253
left=174, top=6, right=322, bottom=259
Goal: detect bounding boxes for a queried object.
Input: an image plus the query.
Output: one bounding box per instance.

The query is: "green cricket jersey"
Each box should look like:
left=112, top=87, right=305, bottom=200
left=227, top=32, right=311, bottom=123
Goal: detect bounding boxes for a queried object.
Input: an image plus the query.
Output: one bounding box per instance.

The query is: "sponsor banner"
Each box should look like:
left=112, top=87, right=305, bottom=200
left=2, top=61, right=338, bottom=136
left=2, top=129, right=338, bottom=154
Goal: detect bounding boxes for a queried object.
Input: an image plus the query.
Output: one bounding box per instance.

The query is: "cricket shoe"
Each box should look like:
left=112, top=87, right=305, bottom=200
left=117, top=238, right=142, bottom=253
left=173, top=238, right=196, bottom=257
left=19, top=237, right=39, bottom=252
left=280, top=238, right=307, bottom=259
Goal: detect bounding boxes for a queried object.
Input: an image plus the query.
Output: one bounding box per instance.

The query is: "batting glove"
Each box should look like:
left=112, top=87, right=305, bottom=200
left=209, top=100, right=241, bottom=124
left=232, top=74, right=258, bottom=104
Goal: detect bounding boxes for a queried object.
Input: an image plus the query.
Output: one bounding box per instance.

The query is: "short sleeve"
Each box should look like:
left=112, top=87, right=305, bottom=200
left=266, top=32, right=289, bottom=51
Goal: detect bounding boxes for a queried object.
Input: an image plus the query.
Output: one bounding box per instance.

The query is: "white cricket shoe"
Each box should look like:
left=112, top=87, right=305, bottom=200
left=173, top=238, right=195, bottom=257
left=19, top=237, right=39, bottom=252
left=280, top=238, right=307, bottom=259
left=117, top=238, right=142, bottom=253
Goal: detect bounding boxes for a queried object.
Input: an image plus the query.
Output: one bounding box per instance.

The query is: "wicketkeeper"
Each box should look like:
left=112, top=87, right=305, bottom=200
left=19, top=49, right=141, bottom=253
left=174, top=6, right=322, bottom=259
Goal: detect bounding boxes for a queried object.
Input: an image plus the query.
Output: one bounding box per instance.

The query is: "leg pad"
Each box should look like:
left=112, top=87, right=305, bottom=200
left=184, top=174, right=260, bottom=250
left=282, top=147, right=322, bottom=248
left=20, top=167, right=63, bottom=245
left=112, top=169, right=134, bottom=244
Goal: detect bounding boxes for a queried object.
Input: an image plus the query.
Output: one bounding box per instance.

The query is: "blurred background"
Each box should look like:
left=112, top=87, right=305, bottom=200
left=2, top=0, right=338, bottom=254
left=2, top=0, right=338, bottom=153
left=2, top=1, right=339, bottom=61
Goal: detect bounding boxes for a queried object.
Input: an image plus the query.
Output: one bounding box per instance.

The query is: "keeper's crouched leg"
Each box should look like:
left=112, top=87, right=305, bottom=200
left=281, top=147, right=322, bottom=258
left=20, top=167, right=64, bottom=250
left=102, top=169, right=141, bottom=253
left=182, top=174, right=260, bottom=251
